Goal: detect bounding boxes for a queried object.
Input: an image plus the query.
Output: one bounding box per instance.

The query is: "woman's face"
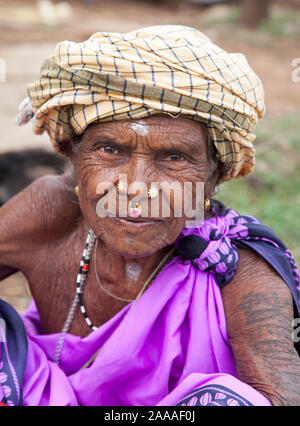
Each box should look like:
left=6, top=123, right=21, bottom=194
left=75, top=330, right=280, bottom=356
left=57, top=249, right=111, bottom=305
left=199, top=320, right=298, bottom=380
left=73, top=115, right=215, bottom=258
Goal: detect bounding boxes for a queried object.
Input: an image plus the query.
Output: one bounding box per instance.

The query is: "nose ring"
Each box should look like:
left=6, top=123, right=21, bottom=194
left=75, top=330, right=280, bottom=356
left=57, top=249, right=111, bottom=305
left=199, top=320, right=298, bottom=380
left=127, top=184, right=159, bottom=217
left=129, top=200, right=142, bottom=218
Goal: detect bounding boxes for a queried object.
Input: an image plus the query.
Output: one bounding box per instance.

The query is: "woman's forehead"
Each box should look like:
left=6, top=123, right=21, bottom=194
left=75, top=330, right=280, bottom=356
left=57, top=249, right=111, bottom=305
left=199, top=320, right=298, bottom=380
left=84, top=115, right=206, bottom=139
left=81, top=116, right=208, bottom=157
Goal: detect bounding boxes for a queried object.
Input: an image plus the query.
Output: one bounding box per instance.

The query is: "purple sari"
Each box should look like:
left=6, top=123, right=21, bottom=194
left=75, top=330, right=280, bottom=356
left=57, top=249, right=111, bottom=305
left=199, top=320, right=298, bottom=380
left=1, top=202, right=299, bottom=406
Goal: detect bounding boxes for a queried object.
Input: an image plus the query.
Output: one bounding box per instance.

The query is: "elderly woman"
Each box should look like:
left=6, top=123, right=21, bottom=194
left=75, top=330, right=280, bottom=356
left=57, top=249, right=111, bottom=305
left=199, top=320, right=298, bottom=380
left=0, top=25, right=300, bottom=407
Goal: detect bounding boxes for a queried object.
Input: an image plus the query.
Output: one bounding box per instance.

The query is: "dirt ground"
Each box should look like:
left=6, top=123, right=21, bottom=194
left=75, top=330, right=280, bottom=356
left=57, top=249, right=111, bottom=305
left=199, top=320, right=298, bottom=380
left=0, top=0, right=299, bottom=153
left=0, top=0, right=299, bottom=313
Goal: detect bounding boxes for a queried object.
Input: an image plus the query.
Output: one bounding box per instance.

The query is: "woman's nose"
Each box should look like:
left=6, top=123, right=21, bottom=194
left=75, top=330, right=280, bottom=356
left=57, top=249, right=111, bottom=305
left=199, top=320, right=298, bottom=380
left=121, top=156, right=155, bottom=192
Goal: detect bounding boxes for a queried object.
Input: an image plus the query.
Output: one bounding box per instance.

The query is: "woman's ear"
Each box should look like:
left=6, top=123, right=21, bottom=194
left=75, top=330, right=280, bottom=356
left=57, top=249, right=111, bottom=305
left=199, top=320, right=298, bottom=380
left=205, top=170, right=219, bottom=200
left=56, top=136, right=81, bottom=163
left=57, top=139, right=73, bottom=158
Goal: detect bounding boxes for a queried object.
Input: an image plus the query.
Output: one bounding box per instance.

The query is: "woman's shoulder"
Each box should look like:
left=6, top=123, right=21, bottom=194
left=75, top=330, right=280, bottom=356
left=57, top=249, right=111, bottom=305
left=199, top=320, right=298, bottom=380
left=225, top=247, right=291, bottom=296
left=177, top=200, right=300, bottom=314
left=0, top=172, right=82, bottom=270
left=221, top=247, right=295, bottom=336
left=29, top=171, right=82, bottom=230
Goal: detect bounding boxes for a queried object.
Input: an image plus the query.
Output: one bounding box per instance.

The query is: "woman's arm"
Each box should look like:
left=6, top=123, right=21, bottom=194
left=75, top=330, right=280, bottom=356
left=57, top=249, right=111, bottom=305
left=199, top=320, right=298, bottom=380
left=0, top=175, right=63, bottom=275
left=221, top=248, right=300, bottom=406
left=0, top=185, right=38, bottom=274
left=0, top=173, right=81, bottom=279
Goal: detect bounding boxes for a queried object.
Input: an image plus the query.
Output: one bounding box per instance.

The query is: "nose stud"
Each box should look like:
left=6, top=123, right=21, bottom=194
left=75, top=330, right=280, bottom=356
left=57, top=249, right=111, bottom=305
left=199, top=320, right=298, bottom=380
left=118, top=181, right=127, bottom=193
left=148, top=185, right=159, bottom=199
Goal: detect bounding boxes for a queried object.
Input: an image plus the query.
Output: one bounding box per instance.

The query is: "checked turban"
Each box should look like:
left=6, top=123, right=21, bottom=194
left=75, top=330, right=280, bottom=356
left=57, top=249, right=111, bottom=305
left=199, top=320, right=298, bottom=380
left=21, top=25, right=265, bottom=182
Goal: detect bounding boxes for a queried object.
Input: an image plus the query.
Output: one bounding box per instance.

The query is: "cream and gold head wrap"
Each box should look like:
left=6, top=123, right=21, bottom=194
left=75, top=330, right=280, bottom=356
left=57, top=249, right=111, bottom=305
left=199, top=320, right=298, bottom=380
left=23, top=25, right=265, bottom=182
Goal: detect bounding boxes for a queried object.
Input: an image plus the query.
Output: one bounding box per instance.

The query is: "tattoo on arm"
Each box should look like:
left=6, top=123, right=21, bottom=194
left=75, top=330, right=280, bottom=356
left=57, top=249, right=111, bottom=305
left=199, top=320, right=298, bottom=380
left=221, top=249, right=300, bottom=406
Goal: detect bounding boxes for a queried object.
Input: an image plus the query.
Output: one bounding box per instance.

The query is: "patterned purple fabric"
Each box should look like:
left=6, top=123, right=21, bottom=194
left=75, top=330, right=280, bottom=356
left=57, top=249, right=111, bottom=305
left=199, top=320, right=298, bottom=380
left=1, top=203, right=299, bottom=406
left=177, top=384, right=254, bottom=406
left=177, top=203, right=300, bottom=309
left=0, top=300, right=27, bottom=406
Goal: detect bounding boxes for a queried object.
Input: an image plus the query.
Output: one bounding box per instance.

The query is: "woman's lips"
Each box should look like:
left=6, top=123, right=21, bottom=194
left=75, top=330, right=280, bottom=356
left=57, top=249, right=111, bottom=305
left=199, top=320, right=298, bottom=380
left=110, top=216, right=164, bottom=228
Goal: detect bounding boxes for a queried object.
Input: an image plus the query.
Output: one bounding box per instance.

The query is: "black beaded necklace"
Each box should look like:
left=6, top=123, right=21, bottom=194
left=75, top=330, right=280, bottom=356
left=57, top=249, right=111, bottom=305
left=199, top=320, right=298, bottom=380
left=54, top=229, right=175, bottom=364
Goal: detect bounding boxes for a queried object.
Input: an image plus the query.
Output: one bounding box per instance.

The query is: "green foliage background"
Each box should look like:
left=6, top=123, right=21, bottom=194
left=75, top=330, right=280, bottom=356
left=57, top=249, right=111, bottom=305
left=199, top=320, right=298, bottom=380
left=217, top=114, right=300, bottom=266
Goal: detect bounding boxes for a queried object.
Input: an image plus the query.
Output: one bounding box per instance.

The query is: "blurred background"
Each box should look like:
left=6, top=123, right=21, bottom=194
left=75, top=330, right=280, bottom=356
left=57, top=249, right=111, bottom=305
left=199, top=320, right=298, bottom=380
left=0, top=0, right=299, bottom=313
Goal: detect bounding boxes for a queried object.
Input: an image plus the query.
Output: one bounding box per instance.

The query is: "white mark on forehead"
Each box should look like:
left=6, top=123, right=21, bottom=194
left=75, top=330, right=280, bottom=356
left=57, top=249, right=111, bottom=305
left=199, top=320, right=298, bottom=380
left=130, top=120, right=149, bottom=137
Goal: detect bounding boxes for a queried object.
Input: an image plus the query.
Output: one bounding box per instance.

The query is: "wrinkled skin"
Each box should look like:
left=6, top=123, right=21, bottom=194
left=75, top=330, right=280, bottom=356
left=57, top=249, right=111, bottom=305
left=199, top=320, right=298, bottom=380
left=71, top=116, right=214, bottom=258
left=0, top=115, right=300, bottom=405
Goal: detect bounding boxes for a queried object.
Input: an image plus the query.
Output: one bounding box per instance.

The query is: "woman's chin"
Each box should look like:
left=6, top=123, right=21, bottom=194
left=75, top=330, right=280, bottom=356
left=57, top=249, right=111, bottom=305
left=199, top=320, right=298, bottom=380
left=105, top=238, right=166, bottom=259
left=94, top=218, right=173, bottom=258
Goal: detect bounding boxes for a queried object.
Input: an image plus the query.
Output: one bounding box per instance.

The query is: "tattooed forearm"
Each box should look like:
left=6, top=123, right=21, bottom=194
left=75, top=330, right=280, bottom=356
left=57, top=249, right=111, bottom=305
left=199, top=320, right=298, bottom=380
left=221, top=249, right=300, bottom=406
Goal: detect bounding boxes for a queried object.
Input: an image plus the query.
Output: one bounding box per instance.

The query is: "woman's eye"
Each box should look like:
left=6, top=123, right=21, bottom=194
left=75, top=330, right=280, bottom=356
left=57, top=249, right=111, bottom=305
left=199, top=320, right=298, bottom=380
left=168, top=153, right=183, bottom=162
left=101, top=146, right=118, bottom=154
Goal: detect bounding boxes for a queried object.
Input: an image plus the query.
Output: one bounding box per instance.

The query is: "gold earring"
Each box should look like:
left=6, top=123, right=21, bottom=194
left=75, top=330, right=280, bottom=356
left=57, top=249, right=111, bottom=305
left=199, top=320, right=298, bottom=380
left=75, top=186, right=79, bottom=197
left=204, top=198, right=210, bottom=210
